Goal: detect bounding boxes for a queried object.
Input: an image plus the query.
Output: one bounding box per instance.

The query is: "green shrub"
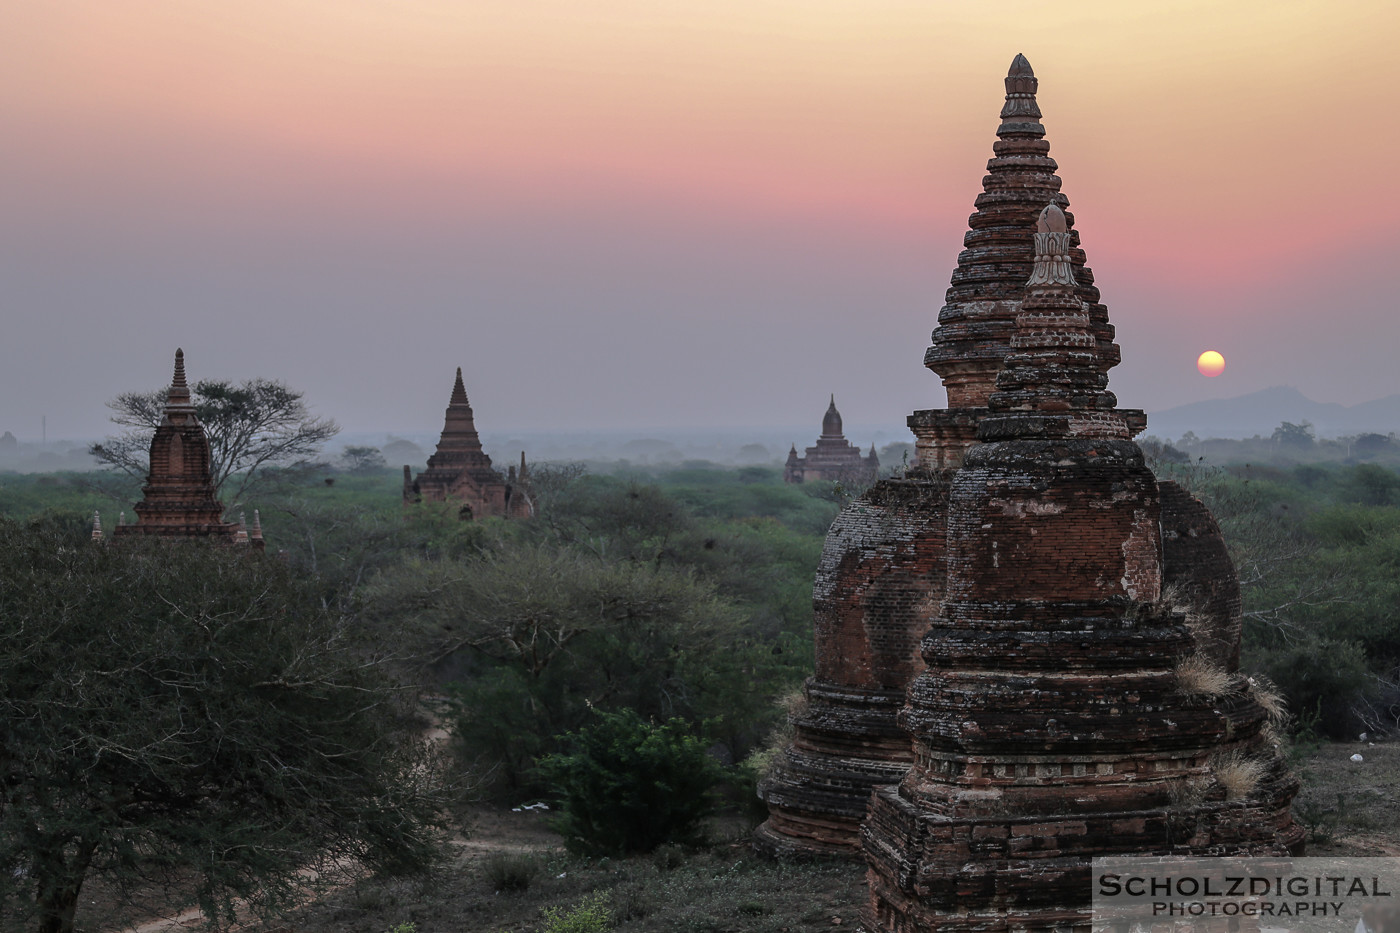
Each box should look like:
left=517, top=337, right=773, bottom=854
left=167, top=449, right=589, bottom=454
left=541, top=891, right=612, bottom=933
left=536, top=707, right=724, bottom=855
left=1249, top=637, right=1372, bottom=739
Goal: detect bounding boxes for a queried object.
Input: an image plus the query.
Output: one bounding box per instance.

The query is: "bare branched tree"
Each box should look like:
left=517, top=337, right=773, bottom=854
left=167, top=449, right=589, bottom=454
left=89, top=379, right=339, bottom=509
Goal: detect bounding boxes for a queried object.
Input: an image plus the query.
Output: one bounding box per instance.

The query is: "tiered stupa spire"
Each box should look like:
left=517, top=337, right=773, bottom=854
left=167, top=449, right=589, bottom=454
left=403, top=368, right=534, bottom=520
left=978, top=202, right=1134, bottom=442
left=912, top=53, right=1131, bottom=468
left=113, top=350, right=258, bottom=547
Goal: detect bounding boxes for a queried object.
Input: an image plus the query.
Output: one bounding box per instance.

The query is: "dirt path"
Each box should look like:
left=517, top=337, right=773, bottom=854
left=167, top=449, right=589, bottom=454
left=458, top=804, right=562, bottom=858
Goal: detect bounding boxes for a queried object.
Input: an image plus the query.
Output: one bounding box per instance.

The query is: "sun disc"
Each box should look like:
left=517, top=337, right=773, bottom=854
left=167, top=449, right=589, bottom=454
left=1197, top=350, right=1225, bottom=378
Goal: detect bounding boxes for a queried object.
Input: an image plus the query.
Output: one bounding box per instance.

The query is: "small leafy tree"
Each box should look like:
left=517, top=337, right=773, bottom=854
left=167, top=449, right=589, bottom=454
left=90, top=378, right=339, bottom=508
left=340, top=445, right=388, bottom=474
left=1271, top=420, right=1315, bottom=449
left=536, top=708, right=724, bottom=855
left=0, top=519, right=444, bottom=933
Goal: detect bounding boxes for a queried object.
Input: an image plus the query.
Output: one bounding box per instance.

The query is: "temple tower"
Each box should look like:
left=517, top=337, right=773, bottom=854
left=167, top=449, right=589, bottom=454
left=861, top=198, right=1301, bottom=930
left=757, top=53, right=1093, bottom=859
left=113, top=350, right=254, bottom=547
left=783, top=396, right=879, bottom=486
left=756, top=55, right=1295, bottom=885
left=404, top=368, right=533, bottom=520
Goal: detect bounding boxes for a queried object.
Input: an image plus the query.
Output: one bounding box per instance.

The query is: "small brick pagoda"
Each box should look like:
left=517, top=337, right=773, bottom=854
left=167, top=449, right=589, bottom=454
left=111, top=349, right=262, bottom=549
left=403, top=368, right=532, bottom=520
left=757, top=54, right=1301, bottom=928
left=784, top=396, right=879, bottom=485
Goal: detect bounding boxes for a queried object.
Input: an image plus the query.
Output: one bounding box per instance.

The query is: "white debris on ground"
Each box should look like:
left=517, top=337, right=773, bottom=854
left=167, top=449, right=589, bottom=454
left=1350, top=753, right=1365, bottom=762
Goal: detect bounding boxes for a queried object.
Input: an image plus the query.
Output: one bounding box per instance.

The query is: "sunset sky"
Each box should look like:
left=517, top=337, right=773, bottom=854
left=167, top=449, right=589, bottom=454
left=2, top=1, right=1397, bottom=441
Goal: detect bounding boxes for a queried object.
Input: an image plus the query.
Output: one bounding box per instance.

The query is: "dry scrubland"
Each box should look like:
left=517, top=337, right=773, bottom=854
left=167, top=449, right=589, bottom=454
left=6, top=458, right=1400, bottom=932
left=278, top=741, right=1400, bottom=933
left=60, top=739, right=1399, bottom=932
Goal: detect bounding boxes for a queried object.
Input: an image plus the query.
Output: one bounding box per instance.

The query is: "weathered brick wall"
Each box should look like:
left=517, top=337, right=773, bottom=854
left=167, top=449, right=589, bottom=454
left=813, top=477, right=951, bottom=689
left=755, top=475, right=951, bottom=857
left=1159, top=479, right=1244, bottom=671
left=943, top=439, right=1161, bottom=606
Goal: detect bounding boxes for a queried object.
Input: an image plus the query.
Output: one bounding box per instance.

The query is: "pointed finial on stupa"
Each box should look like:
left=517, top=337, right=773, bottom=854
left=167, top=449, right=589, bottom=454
left=91, top=510, right=103, bottom=541
left=822, top=395, right=843, bottom=437
left=1000, top=52, right=1042, bottom=131
left=519, top=450, right=528, bottom=479
left=235, top=511, right=249, bottom=545
left=164, top=348, right=197, bottom=421
left=118, top=511, right=125, bottom=526
left=450, top=367, right=468, bottom=405
left=1036, top=201, right=1067, bottom=234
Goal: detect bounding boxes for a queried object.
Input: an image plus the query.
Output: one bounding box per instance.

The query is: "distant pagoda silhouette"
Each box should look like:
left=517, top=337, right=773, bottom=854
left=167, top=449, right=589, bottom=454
left=111, top=349, right=262, bottom=549
left=756, top=57, right=1300, bottom=928
left=783, top=396, right=878, bottom=485
left=403, top=368, right=532, bottom=520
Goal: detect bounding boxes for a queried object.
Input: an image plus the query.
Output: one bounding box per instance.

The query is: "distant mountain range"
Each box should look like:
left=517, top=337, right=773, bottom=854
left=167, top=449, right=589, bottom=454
left=1147, top=386, right=1400, bottom=441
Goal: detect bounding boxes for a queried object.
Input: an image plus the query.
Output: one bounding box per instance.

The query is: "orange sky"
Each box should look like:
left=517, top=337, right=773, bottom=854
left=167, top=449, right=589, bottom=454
left=2, top=1, right=1398, bottom=437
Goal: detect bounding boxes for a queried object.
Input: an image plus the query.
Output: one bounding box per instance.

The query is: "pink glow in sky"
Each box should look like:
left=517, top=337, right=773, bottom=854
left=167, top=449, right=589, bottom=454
left=1, top=1, right=1397, bottom=439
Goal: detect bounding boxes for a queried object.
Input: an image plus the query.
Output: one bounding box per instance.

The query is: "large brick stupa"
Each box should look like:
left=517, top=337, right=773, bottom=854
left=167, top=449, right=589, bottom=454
left=756, top=55, right=1302, bottom=926
left=860, top=63, right=1303, bottom=932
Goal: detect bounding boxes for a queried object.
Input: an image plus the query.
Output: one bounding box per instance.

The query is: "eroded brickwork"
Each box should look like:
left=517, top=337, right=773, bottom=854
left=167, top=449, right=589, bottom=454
left=1159, top=480, right=1244, bottom=671
left=755, top=476, right=950, bottom=856
left=405, top=368, right=532, bottom=520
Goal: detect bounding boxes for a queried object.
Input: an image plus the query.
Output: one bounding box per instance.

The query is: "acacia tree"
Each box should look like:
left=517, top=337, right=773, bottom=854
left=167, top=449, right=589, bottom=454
left=0, top=519, right=444, bottom=933
left=89, top=379, right=339, bottom=508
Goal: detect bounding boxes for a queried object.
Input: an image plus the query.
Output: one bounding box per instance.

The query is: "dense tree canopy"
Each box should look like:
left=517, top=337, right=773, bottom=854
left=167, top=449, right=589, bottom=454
left=0, top=520, right=443, bottom=933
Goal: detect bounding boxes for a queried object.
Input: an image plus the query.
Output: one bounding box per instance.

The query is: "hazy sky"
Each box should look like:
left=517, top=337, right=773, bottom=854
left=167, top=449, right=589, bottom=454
left=3, top=1, right=1397, bottom=440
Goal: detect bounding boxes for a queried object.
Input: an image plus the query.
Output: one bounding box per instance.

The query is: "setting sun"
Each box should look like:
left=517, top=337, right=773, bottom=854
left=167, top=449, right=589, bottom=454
left=1197, top=350, right=1226, bottom=378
